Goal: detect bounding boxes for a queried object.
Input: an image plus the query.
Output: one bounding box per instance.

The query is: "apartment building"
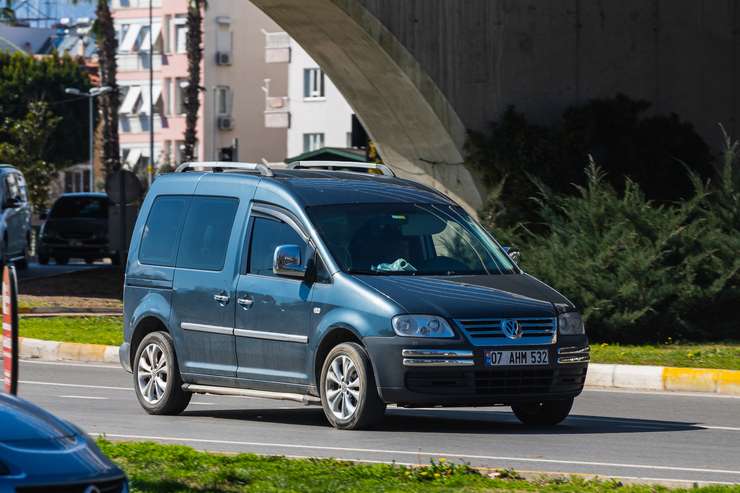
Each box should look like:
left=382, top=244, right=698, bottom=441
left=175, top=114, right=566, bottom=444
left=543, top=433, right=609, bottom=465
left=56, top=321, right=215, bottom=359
left=112, top=0, right=287, bottom=172
left=263, top=31, right=357, bottom=160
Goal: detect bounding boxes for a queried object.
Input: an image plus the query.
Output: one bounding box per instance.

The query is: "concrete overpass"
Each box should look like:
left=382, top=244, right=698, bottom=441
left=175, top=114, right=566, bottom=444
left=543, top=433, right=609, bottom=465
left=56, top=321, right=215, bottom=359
left=250, top=0, right=740, bottom=213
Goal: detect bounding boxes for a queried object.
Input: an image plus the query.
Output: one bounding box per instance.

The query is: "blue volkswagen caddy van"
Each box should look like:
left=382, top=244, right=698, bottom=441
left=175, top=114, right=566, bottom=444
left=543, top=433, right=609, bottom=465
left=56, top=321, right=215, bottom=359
left=120, top=161, right=589, bottom=430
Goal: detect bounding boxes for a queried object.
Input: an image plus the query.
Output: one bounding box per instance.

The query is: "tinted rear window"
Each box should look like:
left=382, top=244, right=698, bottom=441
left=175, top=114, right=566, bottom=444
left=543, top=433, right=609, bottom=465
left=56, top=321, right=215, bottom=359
left=139, top=196, right=188, bottom=267
left=50, top=196, right=108, bottom=219
left=177, top=196, right=239, bottom=271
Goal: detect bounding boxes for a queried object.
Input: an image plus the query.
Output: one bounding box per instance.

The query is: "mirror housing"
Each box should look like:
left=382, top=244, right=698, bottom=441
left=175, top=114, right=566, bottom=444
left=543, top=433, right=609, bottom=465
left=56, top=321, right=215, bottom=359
left=273, top=244, right=306, bottom=278
left=502, top=246, right=521, bottom=264
left=3, top=196, right=20, bottom=210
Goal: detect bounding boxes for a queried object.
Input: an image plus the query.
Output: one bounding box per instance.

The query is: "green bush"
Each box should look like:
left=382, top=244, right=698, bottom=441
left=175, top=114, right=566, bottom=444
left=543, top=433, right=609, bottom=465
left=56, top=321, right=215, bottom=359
left=468, top=94, right=712, bottom=228
left=492, top=142, right=739, bottom=343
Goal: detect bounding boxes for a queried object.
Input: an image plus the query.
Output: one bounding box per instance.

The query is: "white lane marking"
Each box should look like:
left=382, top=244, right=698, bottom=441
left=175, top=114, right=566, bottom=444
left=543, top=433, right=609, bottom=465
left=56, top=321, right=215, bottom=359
left=21, top=380, right=130, bottom=391
left=583, top=388, right=740, bottom=400
left=59, top=395, right=109, bottom=400
left=20, top=360, right=121, bottom=370
left=98, top=433, right=740, bottom=477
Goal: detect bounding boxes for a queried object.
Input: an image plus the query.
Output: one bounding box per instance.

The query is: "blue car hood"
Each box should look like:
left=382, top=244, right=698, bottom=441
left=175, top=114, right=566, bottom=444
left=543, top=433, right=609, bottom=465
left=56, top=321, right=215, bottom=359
left=356, top=273, right=571, bottom=319
left=0, top=393, right=77, bottom=441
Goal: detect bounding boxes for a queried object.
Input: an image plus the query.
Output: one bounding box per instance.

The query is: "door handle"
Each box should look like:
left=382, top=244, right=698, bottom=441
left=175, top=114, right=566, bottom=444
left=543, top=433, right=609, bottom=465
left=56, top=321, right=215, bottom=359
left=213, top=293, right=230, bottom=304
left=237, top=297, right=254, bottom=308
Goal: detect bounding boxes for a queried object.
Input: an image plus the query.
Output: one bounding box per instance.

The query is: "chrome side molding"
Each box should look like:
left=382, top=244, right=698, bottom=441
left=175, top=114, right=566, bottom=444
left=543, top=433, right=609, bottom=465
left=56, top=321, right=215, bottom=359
left=234, top=328, right=308, bottom=344
left=182, top=384, right=320, bottom=405
left=181, top=323, right=233, bottom=336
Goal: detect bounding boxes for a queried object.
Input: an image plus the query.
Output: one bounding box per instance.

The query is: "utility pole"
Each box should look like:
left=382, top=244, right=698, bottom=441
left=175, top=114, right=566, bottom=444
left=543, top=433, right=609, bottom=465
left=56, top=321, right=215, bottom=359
left=148, top=0, right=154, bottom=186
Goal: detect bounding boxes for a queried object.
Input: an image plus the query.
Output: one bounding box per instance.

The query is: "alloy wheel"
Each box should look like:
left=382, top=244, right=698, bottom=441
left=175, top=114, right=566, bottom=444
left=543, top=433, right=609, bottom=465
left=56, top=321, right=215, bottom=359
left=137, top=342, right=169, bottom=404
left=325, top=354, right=361, bottom=420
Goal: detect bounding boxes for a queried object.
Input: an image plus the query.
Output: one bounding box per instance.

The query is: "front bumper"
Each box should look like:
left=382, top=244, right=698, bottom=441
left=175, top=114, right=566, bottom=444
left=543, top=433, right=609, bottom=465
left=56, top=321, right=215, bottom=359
left=364, top=335, right=589, bottom=406
left=38, top=240, right=112, bottom=258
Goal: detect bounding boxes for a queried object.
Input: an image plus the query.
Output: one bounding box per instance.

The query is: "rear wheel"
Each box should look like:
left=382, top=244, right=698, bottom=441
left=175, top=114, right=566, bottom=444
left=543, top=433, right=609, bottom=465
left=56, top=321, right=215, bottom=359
left=320, top=342, right=385, bottom=430
left=133, top=331, right=191, bottom=415
left=84, top=258, right=95, bottom=264
left=511, top=398, right=574, bottom=426
left=111, top=252, right=121, bottom=266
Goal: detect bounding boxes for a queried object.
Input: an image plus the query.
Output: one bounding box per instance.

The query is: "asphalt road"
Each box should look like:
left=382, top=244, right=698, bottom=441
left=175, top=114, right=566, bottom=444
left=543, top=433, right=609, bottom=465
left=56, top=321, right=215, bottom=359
left=11, top=359, right=740, bottom=485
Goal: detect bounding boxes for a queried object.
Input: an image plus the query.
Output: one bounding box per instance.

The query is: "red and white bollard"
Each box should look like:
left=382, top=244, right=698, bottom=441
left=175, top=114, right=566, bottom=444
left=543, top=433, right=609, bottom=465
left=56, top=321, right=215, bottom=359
left=2, top=264, right=18, bottom=395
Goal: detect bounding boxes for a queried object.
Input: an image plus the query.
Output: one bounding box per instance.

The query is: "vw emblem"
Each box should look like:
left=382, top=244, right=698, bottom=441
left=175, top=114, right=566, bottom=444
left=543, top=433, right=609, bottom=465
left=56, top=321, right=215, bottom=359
left=83, top=486, right=101, bottom=493
left=501, top=319, right=522, bottom=339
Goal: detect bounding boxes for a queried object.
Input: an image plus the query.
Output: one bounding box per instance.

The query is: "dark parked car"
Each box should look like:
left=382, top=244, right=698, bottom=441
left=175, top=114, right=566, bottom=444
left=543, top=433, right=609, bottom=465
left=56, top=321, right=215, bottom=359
left=0, top=393, right=128, bottom=492
left=38, top=193, right=120, bottom=265
left=120, top=161, right=589, bottom=430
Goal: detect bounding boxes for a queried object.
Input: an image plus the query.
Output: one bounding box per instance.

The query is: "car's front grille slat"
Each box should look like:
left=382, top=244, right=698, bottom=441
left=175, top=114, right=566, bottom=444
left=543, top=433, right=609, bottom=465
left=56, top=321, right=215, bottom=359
left=455, top=317, right=557, bottom=346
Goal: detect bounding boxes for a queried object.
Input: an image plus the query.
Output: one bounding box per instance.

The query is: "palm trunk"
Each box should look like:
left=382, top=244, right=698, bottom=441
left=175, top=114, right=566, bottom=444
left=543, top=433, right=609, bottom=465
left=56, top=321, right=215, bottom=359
left=95, top=0, right=121, bottom=173
left=183, top=0, right=204, bottom=163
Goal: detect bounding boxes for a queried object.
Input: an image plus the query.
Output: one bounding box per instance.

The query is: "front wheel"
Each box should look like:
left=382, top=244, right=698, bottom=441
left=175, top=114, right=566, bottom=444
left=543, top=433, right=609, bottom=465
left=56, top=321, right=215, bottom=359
left=133, top=331, right=191, bottom=415
left=511, top=398, right=574, bottom=426
left=320, top=342, right=386, bottom=430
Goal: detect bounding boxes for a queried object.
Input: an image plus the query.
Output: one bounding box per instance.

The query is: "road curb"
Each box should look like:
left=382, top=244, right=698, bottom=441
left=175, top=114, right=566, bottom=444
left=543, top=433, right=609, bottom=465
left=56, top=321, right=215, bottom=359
left=19, top=337, right=119, bottom=364
left=16, top=338, right=740, bottom=395
left=586, top=363, right=740, bottom=396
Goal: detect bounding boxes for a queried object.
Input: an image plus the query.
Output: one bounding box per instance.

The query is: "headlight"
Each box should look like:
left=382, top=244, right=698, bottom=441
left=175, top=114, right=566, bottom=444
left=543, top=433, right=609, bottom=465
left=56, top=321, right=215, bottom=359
left=392, top=315, right=455, bottom=338
left=558, top=311, right=585, bottom=335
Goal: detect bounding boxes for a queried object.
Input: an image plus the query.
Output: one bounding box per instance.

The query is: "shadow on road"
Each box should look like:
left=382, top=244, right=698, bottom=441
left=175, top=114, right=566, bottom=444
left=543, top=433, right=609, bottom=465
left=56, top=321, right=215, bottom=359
left=181, top=406, right=703, bottom=435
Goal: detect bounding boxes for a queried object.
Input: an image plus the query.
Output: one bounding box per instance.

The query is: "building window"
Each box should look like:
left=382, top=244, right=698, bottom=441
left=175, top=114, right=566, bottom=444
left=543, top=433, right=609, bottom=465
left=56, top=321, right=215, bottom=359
left=175, top=78, right=188, bottom=115
left=303, top=133, right=324, bottom=152
left=174, top=19, right=188, bottom=54
left=303, top=68, right=325, bottom=99
left=215, top=86, right=232, bottom=116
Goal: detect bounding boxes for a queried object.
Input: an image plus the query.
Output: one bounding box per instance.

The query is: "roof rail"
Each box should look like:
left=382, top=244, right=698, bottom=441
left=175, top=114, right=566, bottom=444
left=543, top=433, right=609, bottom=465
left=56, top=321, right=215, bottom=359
left=175, top=161, right=274, bottom=177
left=288, top=161, right=395, bottom=177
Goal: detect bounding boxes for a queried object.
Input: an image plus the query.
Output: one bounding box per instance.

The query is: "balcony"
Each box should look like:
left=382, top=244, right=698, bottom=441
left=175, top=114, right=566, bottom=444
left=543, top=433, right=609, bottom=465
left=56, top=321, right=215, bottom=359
left=117, top=52, right=164, bottom=71
left=264, top=96, right=290, bottom=128
left=264, top=31, right=291, bottom=64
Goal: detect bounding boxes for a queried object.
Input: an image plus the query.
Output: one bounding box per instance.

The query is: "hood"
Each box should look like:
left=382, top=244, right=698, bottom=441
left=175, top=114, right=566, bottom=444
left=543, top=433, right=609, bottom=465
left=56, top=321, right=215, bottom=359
left=0, top=393, right=78, bottom=442
left=355, top=273, right=571, bottom=319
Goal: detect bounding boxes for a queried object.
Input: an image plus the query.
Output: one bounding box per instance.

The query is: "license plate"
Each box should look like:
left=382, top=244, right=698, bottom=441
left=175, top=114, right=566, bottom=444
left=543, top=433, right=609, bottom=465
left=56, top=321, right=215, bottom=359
left=485, top=349, right=549, bottom=366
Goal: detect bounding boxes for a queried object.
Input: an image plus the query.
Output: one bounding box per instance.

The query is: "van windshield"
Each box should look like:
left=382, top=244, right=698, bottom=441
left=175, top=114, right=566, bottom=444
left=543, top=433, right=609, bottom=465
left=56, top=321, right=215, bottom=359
left=307, top=203, right=517, bottom=276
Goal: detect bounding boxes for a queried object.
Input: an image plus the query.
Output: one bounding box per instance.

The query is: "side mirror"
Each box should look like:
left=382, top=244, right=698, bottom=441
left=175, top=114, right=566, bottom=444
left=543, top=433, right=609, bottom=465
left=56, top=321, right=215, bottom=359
left=3, top=197, right=20, bottom=210
left=503, top=246, right=521, bottom=264
left=273, top=244, right=306, bottom=278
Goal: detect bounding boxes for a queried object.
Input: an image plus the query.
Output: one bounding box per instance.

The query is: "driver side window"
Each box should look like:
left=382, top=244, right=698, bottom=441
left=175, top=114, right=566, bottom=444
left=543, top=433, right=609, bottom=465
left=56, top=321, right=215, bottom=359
left=248, top=217, right=306, bottom=277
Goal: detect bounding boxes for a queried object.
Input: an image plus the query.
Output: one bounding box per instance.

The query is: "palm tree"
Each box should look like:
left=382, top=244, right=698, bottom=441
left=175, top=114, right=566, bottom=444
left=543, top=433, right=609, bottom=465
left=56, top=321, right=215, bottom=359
left=182, top=0, right=206, bottom=163
left=71, top=0, right=121, bottom=174
left=94, top=0, right=122, bottom=173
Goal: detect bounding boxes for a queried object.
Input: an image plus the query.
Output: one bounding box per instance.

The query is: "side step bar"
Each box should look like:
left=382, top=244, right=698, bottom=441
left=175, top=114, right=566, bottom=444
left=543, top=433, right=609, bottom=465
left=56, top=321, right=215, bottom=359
left=182, top=384, right=320, bottom=405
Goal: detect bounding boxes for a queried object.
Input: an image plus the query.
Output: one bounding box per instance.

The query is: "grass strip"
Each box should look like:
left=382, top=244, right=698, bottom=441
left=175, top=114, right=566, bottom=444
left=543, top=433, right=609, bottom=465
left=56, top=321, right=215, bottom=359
left=98, top=440, right=739, bottom=493
left=590, top=342, right=740, bottom=371
left=20, top=316, right=123, bottom=346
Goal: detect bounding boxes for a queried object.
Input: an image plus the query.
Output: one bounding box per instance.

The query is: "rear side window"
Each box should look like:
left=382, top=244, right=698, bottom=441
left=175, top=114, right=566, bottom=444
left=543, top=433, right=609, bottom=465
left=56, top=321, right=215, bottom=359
left=139, top=196, right=188, bottom=266
left=177, top=196, right=239, bottom=271
left=248, top=217, right=305, bottom=277
left=50, top=196, right=108, bottom=219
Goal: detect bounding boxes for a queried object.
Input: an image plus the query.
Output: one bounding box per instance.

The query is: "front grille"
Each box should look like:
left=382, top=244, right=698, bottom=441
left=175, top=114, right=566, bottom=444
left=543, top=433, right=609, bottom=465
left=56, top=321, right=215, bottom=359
left=475, top=368, right=555, bottom=394
left=17, top=477, right=125, bottom=493
left=455, top=317, right=556, bottom=346
left=60, top=232, right=94, bottom=240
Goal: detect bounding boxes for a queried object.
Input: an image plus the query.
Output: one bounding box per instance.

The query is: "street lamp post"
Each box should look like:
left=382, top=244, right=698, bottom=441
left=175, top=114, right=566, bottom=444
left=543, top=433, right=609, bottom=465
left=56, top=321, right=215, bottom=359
left=65, top=86, right=112, bottom=192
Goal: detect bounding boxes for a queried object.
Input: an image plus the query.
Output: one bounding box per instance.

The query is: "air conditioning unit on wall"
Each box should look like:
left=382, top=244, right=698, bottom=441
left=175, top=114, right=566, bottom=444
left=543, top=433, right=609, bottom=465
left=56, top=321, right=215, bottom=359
left=215, top=51, right=232, bottom=66
left=217, top=116, right=234, bottom=130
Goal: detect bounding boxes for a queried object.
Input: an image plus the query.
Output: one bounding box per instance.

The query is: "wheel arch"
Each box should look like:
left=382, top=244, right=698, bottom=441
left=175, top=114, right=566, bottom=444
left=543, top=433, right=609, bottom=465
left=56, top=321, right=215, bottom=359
left=313, top=324, right=365, bottom=394
left=129, top=314, right=171, bottom=370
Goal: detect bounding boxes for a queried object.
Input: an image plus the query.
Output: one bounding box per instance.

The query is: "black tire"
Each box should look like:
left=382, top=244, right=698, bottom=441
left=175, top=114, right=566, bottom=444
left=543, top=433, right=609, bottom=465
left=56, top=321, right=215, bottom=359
left=38, top=254, right=49, bottom=265
left=512, top=398, right=574, bottom=426
left=133, top=331, right=191, bottom=415
left=15, top=254, right=28, bottom=270
left=319, top=342, right=386, bottom=430
left=84, top=258, right=96, bottom=265
left=55, top=256, right=69, bottom=265
left=111, top=252, right=121, bottom=266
